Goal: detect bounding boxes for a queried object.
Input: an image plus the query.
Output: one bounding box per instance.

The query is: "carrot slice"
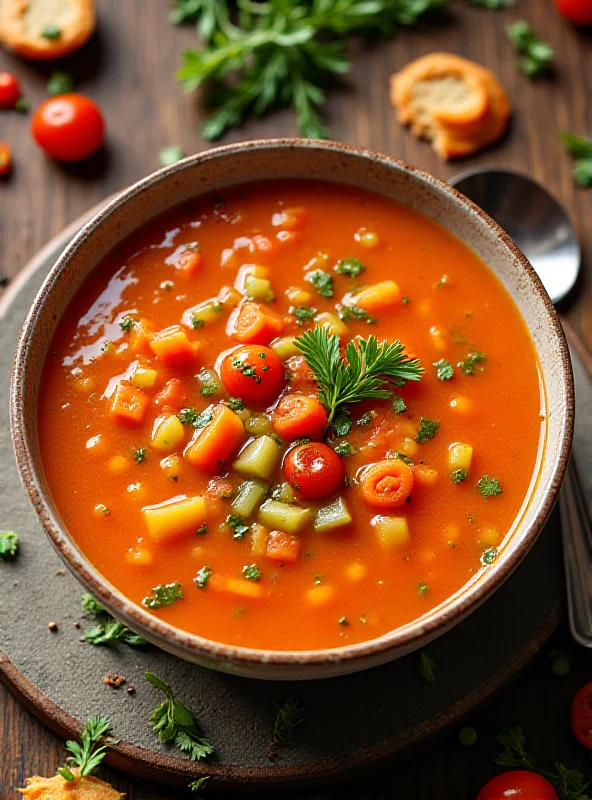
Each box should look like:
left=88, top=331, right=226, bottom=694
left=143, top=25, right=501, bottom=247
left=109, top=381, right=149, bottom=423
left=272, top=394, right=327, bottom=440
left=175, top=249, right=202, bottom=278
left=351, top=280, right=402, bottom=312
left=265, top=530, right=301, bottom=563
left=154, top=378, right=187, bottom=409
left=359, top=459, right=414, bottom=509
left=208, top=575, right=266, bottom=599
left=230, top=302, right=284, bottom=346
left=184, top=404, right=246, bottom=472
left=149, top=325, right=199, bottom=367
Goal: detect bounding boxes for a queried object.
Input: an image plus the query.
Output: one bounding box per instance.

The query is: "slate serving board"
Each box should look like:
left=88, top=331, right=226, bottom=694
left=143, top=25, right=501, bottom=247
left=1, top=213, right=590, bottom=791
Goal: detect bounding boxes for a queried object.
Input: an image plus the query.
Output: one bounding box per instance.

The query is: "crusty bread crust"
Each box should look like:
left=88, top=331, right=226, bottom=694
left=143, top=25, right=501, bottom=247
left=390, top=53, right=510, bottom=160
left=19, top=772, right=125, bottom=799
left=0, top=0, right=95, bottom=61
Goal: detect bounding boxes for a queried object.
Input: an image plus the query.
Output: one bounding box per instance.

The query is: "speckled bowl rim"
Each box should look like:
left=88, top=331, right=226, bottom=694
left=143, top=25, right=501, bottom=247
left=10, top=139, right=574, bottom=676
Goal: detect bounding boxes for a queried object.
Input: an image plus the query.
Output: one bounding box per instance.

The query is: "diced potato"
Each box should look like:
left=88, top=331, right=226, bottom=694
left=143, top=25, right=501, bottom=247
left=315, top=311, right=348, bottom=337
left=233, top=436, right=282, bottom=479
left=250, top=522, right=268, bottom=557
left=235, top=264, right=269, bottom=293
left=143, top=495, right=207, bottom=542
left=450, top=396, right=473, bottom=415
left=479, top=525, right=501, bottom=547
left=209, top=574, right=265, bottom=599
left=131, top=364, right=158, bottom=389
left=196, top=367, right=221, bottom=396
left=186, top=299, right=223, bottom=328
left=108, top=455, right=130, bottom=474
left=413, top=465, right=439, bottom=488
left=398, top=437, right=419, bottom=459
left=245, top=276, right=274, bottom=303
left=231, top=479, right=269, bottom=517
left=160, top=453, right=183, bottom=481
left=151, top=414, right=185, bottom=452
left=372, top=515, right=410, bottom=548
left=306, top=585, right=336, bottom=607
left=314, top=497, right=352, bottom=533
left=345, top=562, right=368, bottom=582
left=258, top=499, right=313, bottom=534
left=125, top=546, right=153, bottom=566
left=448, top=442, right=473, bottom=472
left=271, top=482, right=297, bottom=504
left=285, top=286, right=312, bottom=304
left=245, top=413, right=273, bottom=436
left=355, top=227, right=379, bottom=248
left=218, top=284, right=242, bottom=309
left=270, top=336, right=301, bottom=360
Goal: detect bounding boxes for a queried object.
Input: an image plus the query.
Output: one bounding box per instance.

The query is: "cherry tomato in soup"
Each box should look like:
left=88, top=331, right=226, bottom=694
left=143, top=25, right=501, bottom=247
left=571, top=682, right=592, bottom=749
left=0, top=143, right=12, bottom=177
left=0, top=73, right=20, bottom=109
left=220, top=344, right=284, bottom=406
left=477, top=771, right=558, bottom=800
left=31, top=94, right=105, bottom=162
left=284, top=442, right=344, bottom=499
left=554, top=0, right=592, bottom=25
left=273, top=394, right=327, bottom=441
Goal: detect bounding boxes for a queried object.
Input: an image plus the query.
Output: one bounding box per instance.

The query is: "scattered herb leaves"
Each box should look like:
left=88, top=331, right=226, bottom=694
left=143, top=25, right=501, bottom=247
left=478, top=475, right=502, bottom=497
left=194, top=565, right=212, bottom=589
left=242, top=563, right=261, bottom=581
left=458, top=351, right=487, bottom=375
left=306, top=269, right=334, bottom=298
left=271, top=699, right=305, bottom=748
left=57, top=716, right=110, bottom=781
left=334, top=440, right=356, bottom=457
left=451, top=468, right=468, bottom=484
left=225, top=514, right=250, bottom=540
left=143, top=582, right=184, bottom=609
left=507, top=21, right=554, bottom=77
left=339, top=304, right=377, bottom=324
left=0, top=531, right=18, bottom=560
left=47, top=72, right=74, bottom=96
left=418, top=651, right=436, bottom=683
left=119, top=316, right=137, bottom=333
left=159, top=145, right=186, bottom=166
left=132, top=447, right=147, bottom=464
left=416, top=417, right=439, bottom=443
left=291, top=305, right=317, bottom=325
left=392, top=394, right=407, bottom=414
left=433, top=359, right=454, bottom=380
left=178, top=408, right=214, bottom=428
left=561, top=132, right=592, bottom=188
left=335, top=257, right=365, bottom=278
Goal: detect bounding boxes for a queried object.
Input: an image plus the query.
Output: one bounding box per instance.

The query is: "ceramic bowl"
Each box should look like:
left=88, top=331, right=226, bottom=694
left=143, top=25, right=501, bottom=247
left=10, top=140, right=574, bottom=680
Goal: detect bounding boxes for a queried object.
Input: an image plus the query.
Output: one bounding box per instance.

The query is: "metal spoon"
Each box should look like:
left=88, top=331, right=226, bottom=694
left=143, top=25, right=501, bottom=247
left=449, top=167, right=591, bottom=646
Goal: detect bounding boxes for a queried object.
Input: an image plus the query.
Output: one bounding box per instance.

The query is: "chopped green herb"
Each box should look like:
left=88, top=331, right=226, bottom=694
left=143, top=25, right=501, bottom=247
left=388, top=451, right=414, bottom=466
left=191, top=316, right=206, bottom=329
left=478, top=475, right=502, bottom=498
left=242, top=563, right=261, bottom=581
left=145, top=671, right=214, bottom=761
left=224, top=514, right=250, bottom=540
left=451, top=468, right=468, bottom=484
left=82, top=593, right=106, bottom=616
left=14, top=97, right=29, bottom=112
left=549, top=650, right=571, bottom=677
left=338, top=616, right=349, bottom=626
left=194, top=565, right=212, bottom=589
left=57, top=716, right=110, bottom=782
left=83, top=619, right=148, bottom=647
left=306, top=269, right=334, bottom=298
left=433, top=359, right=454, bottom=381
left=271, top=699, right=305, bottom=747
left=507, top=21, right=554, bottom=77
left=119, top=316, right=137, bottom=333
left=458, top=351, right=487, bottom=375
left=357, top=411, right=372, bottom=426
left=189, top=777, right=211, bottom=795
left=416, top=417, right=440, bottom=443
left=223, top=397, right=245, bottom=411
left=197, top=369, right=220, bottom=396
left=47, top=72, right=74, bottom=96
left=335, top=257, right=365, bottom=278
left=459, top=726, right=478, bottom=746
left=467, top=0, right=516, bottom=7
left=418, top=651, right=436, bottom=683
left=481, top=547, right=498, bottom=566
left=334, top=440, right=356, bottom=457
left=330, top=408, right=353, bottom=437
left=42, top=23, right=61, bottom=39
left=178, top=408, right=214, bottom=429
left=291, top=305, right=318, bottom=325
left=561, top=132, right=592, bottom=188
left=339, top=305, right=377, bottom=324
left=418, top=581, right=430, bottom=596
left=392, top=395, right=407, bottom=414
left=159, top=145, right=186, bottom=166
left=269, top=432, right=285, bottom=448
left=402, top=295, right=410, bottom=304
left=143, top=582, right=184, bottom=609
left=196, top=523, right=208, bottom=535
left=0, top=531, right=19, bottom=560
left=132, top=447, right=147, bottom=464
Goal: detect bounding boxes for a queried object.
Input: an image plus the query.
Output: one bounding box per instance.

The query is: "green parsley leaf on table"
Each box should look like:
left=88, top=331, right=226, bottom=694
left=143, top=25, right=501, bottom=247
left=477, top=475, right=502, bottom=497
left=47, top=72, right=74, bottom=96
left=145, top=671, right=214, bottom=761
left=189, top=776, right=211, bottom=795
left=14, top=97, right=29, bottom=113
left=507, top=21, right=554, bottom=77
left=416, top=417, right=439, bottom=443
left=0, top=531, right=19, bottom=560
left=159, top=145, right=186, bottom=166
left=143, top=582, right=184, bottom=609
left=81, top=593, right=148, bottom=646
left=306, top=269, right=334, bottom=298
left=175, top=0, right=450, bottom=140
left=561, top=132, right=592, bottom=188
left=57, top=716, right=111, bottom=781
left=418, top=651, right=436, bottom=683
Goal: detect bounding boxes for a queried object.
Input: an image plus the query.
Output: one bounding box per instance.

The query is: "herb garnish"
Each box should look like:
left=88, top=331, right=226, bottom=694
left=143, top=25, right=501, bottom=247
left=196, top=523, right=208, bottom=536
left=561, top=133, right=592, bottom=188
left=330, top=409, right=353, bottom=437
left=159, top=145, right=186, bottom=166
left=458, top=351, right=487, bottom=375
left=467, top=0, right=516, bottom=7
left=418, top=581, right=430, bottom=596
left=339, top=305, right=377, bottom=324
left=82, top=592, right=148, bottom=646
left=232, top=357, right=260, bottom=381
left=388, top=451, right=414, bottom=466
left=143, top=582, right=184, bottom=609
left=132, top=446, right=147, bottom=464
left=357, top=411, right=372, bottom=426
left=459, top=727, right=478, bottom=746
left=189, top=777, right=211, bottom=795
left=194, top=565, right=212, bottom=589
left=481, top=547, right=498, bottom=565
left=335, top=257, right=366, bottom=277
left=478, top=475, right=502, bottom=497
left=334, top=440, right=356, bottom=457
left=57, top=716, right=111, bottom=782
left=225, top=514, right=250, bottom=540
left=145, top=671, right=214, bottom=761
left=306, top=269, right=334, bottom=298
left=418, top=651, right=436, bottom=683
left=178, top=408, right=214, bottom=428
left=507, top=22, right=554, bottom=77
left=271, top=699, right=305, bottom=747
left=416, top=417, right=439, bottom=443
left=451, top=468, right=468, bottom=484
left=119, top=316, right=137, bottom=333
left=0, top=531, right=18, bottom=560
left=42, top=23, right=61, bottom=39
left=338, top=616, right=349, bottom=626
left=223, top=397, right=245, bottom=411
left=242, top=563, right=261, bottom=581
left=47, top=72, right=74, bottom=96
left=295, top=328, right=422, bottom=428
left=291, top=305, right=317, bottom=325
left=433, top=359, right=454, bottom=381
left=392, top=395, right=407, bottom=414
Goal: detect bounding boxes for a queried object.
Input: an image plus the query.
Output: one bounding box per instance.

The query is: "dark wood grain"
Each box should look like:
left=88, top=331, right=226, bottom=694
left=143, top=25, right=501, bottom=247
left=1, top=1, right=591, bottom=797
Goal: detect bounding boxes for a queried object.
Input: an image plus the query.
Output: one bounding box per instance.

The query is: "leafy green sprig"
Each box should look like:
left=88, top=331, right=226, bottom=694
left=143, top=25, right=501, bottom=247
left=57, top=716, right=111, bottom=781
left=0, top=531, right=18, bottom=560
left=81, top=593, right=148, bottom=647
left=507, top=21, right=554, bottom=77
left=561, top=133, right=592, bottom=188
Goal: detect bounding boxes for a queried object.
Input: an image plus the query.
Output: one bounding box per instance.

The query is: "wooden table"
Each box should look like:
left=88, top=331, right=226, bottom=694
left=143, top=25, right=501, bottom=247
left=0, top=2, right=590, bottom=797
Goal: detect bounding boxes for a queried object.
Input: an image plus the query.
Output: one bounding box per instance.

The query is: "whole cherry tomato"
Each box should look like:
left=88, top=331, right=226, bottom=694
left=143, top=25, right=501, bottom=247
left=571, top=682, right=592, bottom=749
left=31, top=94, right=105, bottom=162
left=554, top=0, right=592, bottom=25
left=477, top=771, right=558, bottom=800
left=284, top=442, right=344, bottom=499
left=0, top=142, right=12, bottom=177
left=220, top=344, right=284, bottom=406
left=0, top=73, right=20, bottom=109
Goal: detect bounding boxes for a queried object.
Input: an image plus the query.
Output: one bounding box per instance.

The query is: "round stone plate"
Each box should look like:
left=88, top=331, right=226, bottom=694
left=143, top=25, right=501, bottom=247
left=1, top=207, right=590, bottom=791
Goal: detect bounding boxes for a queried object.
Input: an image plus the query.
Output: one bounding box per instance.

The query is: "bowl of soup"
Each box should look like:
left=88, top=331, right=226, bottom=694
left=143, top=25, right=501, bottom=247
left=10, top=140, right=573, bottom=680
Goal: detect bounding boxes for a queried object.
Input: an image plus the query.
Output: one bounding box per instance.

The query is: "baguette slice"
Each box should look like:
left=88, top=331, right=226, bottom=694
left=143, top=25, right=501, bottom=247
left=19, top=772, right=124, bottom=799
left=0, top=0, right=95, bottom=60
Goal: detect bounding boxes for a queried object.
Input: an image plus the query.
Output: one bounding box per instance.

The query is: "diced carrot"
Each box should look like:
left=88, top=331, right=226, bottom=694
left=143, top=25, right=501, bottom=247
left=272, top=394, right=327, bottom=440
left=175, top=249, right=202, bottom=278
left=251, top=234, right=276, bottom=255
left=149, top=325, right=200, bottom=367
left=230, top=302, right=285, bottom=346
left=154, top=378, right=187, bottom=409
left=266, top=530, right=301, bottom=563
left=209, top=575, right=266, bottom=599
left=351, top=280, right=402, bottom=312
left=129, top=318, right=155, bottom=355
left=184, top=404, right=246, bottom=472
left=109, top=381, right=149, bottom=424
left=272, top=207, right=308, bottom=231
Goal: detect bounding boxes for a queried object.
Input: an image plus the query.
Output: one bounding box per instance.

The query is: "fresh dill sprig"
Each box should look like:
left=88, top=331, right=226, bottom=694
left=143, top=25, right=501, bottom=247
left=57, top=716, right=111, bottom=781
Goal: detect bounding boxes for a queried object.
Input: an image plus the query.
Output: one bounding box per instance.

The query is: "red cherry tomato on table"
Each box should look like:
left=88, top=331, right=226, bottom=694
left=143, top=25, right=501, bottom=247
left=284, top=442, right=344, bottom=499
left=571, top=682, right=592, bottom=749
left=477, top=771, right=558, bottom=800
left=31, top=94, right=105, bottom=162
left=219, top=345, right=284, bottom=406
left=0, top=143, right=12, bottom=177
left=554, top=0, right=592, bottom=25
left=0, top=73, right=20, bottom=109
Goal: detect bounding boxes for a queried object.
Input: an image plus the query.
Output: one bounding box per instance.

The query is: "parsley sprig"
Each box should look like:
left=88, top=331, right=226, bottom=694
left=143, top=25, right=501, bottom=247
left=57, top=716, right=111, bottom=782
left=507, top=22, right=554, bottom=77
left=146, top=671, right=214, bottom=762
left=0, top=531, right=18, bottom=560
left=295, top=327, right=422, bottom=427
left=561, top=132, right=592, bottom=188
left=81, top=593, right=148, bottom=646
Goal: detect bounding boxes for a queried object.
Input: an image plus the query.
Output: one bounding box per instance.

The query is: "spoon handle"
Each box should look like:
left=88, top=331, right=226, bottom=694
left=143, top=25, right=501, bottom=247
left=561, top=457, right=592, bottom=647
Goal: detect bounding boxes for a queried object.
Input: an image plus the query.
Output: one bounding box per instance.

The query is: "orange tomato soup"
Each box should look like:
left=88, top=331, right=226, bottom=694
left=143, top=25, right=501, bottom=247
left=38, top=181, right=544, bottom=651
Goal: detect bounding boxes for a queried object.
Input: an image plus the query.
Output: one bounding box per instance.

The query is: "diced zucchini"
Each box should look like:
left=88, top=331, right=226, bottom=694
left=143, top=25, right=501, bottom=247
left=258, top=499, right=313, bottom=534
left=314, top=496, right=352, bottom=533
left=231, top=479, right=269, bottom=517
left=196, top=367, right=221, bottom=397
left=235, top=264, right=269, bottom=293
left=372, top=515, right=410, bottom=548
left=187, top=298, right=223, bottom=328
left=245, top=276, right=274, bottom=303
left=233, top=436, right=282, bottom=479
left=235, top=407, right=251, bottom=423
left=270, top=336, right=301, bottom=360
left=245, top=413, right=273, bottom=436
left=271, top=481, right=297, bottom=504
left=151, top=414, right=185, bottom=452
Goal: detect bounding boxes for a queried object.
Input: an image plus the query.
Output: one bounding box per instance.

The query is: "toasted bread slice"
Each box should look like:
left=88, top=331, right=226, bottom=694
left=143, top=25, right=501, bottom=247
left=19, top=772, right=124, bottom=799
left=390, top=53, right=510, bottom=160
left=0, top=0, right=95, bottom=60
